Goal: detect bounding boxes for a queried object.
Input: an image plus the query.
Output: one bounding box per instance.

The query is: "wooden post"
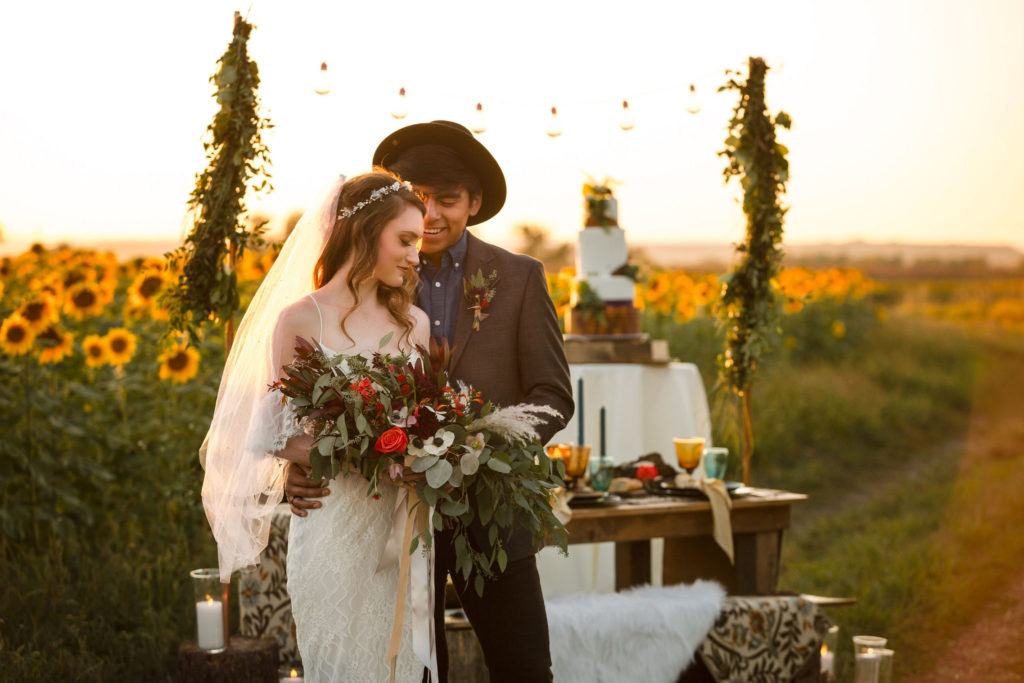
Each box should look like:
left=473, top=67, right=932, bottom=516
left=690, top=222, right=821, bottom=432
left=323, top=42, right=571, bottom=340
left=178, top=636, right=278, bottom=682
left=741, top=389, right=754, bottom=486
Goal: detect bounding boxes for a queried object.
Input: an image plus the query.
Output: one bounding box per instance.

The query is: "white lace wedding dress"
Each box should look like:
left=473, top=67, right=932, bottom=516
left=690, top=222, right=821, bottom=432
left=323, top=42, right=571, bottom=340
left=287, top=469, right=420, bottom=682
left=279, top=315, right=422, bottom=682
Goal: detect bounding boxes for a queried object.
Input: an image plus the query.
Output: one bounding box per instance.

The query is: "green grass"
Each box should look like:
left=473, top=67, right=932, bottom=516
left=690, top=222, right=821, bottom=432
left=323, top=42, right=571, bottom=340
left=1, top=292, right=1016, bottom=680
left=650, top=307, right=1024, bottom=680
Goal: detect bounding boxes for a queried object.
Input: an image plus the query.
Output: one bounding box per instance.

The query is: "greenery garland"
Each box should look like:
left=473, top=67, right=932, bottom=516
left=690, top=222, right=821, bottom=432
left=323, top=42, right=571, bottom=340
left=716, top=57, right=791, bottom=485
left=162, top=13, right=273, bottom=348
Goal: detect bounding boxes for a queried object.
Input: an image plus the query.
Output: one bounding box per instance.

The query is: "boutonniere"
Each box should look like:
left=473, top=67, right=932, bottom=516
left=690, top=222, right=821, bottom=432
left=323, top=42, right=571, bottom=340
left=464, top=269, right=498, bottom=331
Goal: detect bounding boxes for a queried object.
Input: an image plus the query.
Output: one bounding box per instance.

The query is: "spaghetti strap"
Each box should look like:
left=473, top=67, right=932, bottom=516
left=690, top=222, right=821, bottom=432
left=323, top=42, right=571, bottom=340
left=307, top=294, right=324, bottom=345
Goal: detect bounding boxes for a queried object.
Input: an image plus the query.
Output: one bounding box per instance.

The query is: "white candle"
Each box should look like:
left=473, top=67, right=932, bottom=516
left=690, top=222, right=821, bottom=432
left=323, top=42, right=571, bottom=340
left=280, top=669, right=304, bottom=683
left=820, top=647, right=835, bottom=675
left=196, top=595, right=225, bottom=651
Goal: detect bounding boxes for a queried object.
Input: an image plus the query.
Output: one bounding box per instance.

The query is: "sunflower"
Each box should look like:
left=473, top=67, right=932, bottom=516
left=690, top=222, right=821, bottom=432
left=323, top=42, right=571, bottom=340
left=1, top=314, right=35, bottom=355
left=82, top=334, right=110, bottom=368
left=104, top=328, right=138, bottom=366
left=36, top=324, right=75, bottom=364
left=18, top=296, right=58, bottom=333
left=158, top=343, right=200, bottom=384
left=64, top=282, right=105, bottom=319
left=128, top=270, right=169, bottom=306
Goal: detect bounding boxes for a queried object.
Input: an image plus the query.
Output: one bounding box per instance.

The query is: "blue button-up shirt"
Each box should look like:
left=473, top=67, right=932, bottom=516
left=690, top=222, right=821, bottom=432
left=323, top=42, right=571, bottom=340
left=417, top=231, right=467, bottom=344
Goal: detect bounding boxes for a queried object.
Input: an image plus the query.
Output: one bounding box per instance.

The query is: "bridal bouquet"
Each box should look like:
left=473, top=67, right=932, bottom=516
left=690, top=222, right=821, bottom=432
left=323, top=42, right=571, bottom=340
left=272, top=334, right=568, bottom=593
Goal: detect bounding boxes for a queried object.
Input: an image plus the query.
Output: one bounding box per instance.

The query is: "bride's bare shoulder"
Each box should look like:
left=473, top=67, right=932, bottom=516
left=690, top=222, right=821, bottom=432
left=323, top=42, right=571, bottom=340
left=409, top=305, right=431, bottom=349
left=276, top=296, right=321, bottom=337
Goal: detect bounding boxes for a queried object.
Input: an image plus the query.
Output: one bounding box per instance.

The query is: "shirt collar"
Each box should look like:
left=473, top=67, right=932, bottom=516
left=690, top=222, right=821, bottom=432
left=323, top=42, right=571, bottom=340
left=419, top=230, right=468, bottom=272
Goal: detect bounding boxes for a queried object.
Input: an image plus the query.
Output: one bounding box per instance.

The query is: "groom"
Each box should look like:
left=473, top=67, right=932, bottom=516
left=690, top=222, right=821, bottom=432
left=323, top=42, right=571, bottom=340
left=285, top=120, right=574, bottom=682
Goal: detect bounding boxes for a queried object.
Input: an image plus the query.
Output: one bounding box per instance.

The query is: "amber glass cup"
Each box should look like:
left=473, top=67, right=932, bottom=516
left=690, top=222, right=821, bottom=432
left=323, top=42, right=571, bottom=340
left=672, top=437, right=705, bottom=475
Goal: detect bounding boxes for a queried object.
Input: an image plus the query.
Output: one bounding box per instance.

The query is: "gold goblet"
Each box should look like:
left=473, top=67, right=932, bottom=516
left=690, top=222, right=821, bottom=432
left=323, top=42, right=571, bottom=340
left=563, top=444, right=592, bottom=490
left=673, top=437, right=705, bottom=476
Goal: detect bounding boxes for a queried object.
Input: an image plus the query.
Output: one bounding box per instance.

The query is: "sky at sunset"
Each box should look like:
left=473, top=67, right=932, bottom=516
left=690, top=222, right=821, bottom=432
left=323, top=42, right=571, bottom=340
left=1, top=0, right=1022, bottom=253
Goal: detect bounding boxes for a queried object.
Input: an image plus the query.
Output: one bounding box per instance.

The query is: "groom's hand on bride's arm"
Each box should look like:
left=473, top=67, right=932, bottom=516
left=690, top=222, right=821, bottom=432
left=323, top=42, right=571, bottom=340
left=284, top=461, right=330, bottom=517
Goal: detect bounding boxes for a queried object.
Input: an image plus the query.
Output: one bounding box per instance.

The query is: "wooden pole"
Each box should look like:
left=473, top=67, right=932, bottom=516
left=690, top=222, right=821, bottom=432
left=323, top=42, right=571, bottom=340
left=741, top=389, right=754, bottom=486
left=225, top=241, right=237, bottom=354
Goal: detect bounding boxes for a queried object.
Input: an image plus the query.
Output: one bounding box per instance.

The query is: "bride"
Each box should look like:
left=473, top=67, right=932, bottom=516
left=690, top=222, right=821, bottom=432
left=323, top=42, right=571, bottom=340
left=200, top=172, right=432, bottom=681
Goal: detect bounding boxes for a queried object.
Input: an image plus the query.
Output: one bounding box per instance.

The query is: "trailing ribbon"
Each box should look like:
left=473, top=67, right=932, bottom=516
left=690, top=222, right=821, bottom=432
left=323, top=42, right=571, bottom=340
left=676, top=474, right=734, bottom=563
left=377, top=478, right=437, bottom=682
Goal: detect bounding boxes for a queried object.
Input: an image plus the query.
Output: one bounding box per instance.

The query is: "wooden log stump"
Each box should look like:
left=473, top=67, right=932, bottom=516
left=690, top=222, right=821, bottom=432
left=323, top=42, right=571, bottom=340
left=445, top=615, right=488, bottom=682
left=178, top=636, right=279, bottom=683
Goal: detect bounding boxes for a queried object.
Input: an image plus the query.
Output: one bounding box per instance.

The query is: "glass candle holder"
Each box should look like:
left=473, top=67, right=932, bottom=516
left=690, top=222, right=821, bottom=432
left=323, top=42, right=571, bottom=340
left=191, top=568, right=227, bottom=653
left=854, top=649, right=881, bottom=683
left=874, top=648, right=894, bottom=683
left=852, top=635, right=887, bottom=654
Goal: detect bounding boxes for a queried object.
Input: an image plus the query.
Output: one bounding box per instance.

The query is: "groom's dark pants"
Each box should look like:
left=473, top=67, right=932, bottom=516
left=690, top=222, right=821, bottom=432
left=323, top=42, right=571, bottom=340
left=424, top=528, right=553, bottom=683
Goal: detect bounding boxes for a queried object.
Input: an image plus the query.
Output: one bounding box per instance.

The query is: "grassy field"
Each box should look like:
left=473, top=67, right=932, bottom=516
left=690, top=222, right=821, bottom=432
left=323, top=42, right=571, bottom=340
left=653, top=302, right=1024, bottom=680
left=2, top=245, right=1021, bottom=680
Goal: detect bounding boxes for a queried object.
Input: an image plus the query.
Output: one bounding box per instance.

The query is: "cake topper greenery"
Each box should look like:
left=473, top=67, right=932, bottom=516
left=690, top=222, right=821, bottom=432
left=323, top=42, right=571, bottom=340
left=161, top=13, right=273, bottom=350
left=583, top=176, right=619, bottom=230
left=715, top=56, right=791, bottom=485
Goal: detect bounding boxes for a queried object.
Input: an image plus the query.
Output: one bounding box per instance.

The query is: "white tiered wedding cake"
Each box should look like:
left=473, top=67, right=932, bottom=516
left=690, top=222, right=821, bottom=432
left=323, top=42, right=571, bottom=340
left=566, top=184, right=641, bottom=336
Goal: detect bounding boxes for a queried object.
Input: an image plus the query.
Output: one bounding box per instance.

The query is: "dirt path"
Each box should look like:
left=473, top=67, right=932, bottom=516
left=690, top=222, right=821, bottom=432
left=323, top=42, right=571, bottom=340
left=902, top=570, right=1024, bottom=682
left=901, top=338, right=1024, bottom=681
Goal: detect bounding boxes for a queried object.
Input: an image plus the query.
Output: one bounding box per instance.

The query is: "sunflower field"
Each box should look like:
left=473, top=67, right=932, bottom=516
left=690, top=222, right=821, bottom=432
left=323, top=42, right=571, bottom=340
left=0, top=243, right=277, bottom=680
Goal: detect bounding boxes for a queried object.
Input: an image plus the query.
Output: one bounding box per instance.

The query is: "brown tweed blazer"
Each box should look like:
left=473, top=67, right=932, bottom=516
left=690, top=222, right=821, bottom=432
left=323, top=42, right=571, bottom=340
left=444, top=232, right=574, bottom=560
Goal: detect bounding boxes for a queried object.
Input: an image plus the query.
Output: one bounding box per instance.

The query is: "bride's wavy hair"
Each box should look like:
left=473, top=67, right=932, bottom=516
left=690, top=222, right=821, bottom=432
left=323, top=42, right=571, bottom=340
left=314, top=171, right=425, bottom=346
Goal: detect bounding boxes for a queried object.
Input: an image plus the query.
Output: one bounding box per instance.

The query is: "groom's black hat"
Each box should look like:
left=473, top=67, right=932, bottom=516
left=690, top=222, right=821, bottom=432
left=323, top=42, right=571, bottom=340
left=372, top=120, right=506, bottom=226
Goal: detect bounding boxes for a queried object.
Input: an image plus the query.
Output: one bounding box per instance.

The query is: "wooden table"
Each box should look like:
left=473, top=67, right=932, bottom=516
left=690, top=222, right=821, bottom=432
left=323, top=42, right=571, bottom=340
left=563, top=489, right=807, bottom=594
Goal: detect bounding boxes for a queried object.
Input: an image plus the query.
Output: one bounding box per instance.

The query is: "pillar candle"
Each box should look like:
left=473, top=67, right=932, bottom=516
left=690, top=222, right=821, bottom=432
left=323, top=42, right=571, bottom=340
left=576, top=377, right=584, bottom=445
left=196, top=595, right=225, bottom=651
left=820, top=647, right=834, bottom=676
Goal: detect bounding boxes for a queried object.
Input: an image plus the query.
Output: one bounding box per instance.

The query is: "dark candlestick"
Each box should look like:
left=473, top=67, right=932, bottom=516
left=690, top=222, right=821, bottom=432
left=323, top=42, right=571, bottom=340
left=599, top=406, right=606, bottom=457
left=577, top=377, right=584, bottom=445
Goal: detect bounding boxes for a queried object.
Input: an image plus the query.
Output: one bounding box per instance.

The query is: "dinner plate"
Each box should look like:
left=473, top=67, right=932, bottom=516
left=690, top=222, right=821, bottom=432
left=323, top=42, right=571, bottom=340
left=568, top=493, right=623, bottom=507
left=646, top=480, right=743, bottom=498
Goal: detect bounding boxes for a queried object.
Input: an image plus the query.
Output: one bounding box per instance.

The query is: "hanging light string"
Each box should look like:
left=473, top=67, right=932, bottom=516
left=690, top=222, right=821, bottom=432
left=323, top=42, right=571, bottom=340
left=313, top=60, right=782, bottom=134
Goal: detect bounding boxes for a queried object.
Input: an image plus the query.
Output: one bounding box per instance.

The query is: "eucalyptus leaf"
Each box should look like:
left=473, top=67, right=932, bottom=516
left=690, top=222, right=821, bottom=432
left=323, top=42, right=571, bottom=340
left=441, top=500, right=468, bottom=516
left=426, top=460, right=454, bottom=489
left=411, top=455, right=439, bottom=473
left=486, top=458, right=511, bottom=474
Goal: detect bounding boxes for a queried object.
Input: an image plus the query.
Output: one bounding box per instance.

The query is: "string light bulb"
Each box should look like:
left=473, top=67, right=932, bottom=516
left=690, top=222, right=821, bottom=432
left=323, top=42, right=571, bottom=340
left=313, top=62, right=330, bottom=96
left=619, top=99, right=635, bottom=131
left=391, top=87, right=408, bottom=120
left=545, top=106, right=562, bottom=138
left=470, top=102, right=487, bottom=134
left=685, top=83, right=702, bottom=114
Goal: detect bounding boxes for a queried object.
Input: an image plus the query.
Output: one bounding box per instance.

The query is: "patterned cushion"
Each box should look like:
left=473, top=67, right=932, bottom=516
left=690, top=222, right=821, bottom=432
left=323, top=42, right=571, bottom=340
left=698, top=595, right=831, bottom=682
left=237, top=505, right=299, bottom=665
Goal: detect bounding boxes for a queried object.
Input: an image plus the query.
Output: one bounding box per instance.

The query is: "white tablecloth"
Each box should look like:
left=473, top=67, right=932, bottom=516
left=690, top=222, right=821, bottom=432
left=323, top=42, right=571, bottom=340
left=548, top=362, right=712, bottom=463
left=539, top=362, right=713, bottom=597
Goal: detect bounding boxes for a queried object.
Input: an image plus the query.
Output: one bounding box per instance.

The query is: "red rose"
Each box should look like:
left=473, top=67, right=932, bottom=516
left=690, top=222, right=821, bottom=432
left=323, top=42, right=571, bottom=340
left=480, top=300, right=489, bottom=309
left=375, top=427, right=408, bottom=454
left=636, top=463, right=658, bottom=481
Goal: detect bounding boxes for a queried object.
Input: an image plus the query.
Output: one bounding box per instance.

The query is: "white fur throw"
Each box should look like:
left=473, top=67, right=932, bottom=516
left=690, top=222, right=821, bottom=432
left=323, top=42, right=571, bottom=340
left=545, top=581, right=726, bottom=683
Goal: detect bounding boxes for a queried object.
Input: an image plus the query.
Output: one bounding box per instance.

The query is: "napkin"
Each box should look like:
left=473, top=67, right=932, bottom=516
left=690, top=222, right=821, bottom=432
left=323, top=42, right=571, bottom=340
left=551, top=488, right=573, bottom=526
left=675, top=473, right=734, bottom=563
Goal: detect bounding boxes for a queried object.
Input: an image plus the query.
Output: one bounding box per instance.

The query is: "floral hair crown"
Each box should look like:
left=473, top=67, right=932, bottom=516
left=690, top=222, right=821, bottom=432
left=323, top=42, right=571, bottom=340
left=338, top=180, right=414, bottom=219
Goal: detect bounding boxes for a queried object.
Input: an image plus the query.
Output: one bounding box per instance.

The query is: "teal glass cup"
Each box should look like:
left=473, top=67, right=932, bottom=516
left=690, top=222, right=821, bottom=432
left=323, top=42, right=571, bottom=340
left=702, top=447, right=729, bottom=480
